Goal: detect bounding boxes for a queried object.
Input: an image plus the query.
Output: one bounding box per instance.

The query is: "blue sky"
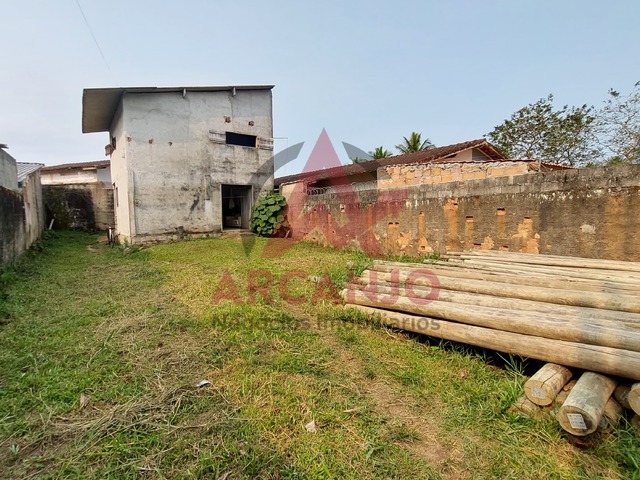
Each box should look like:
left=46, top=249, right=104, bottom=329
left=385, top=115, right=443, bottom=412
left=1, top=0, right=638, bottom=176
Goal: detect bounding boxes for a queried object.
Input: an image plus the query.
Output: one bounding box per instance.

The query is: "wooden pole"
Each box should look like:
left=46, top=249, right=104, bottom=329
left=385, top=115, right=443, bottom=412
left=599, top=398, right=623, bottom=432
left=524, top=364, right=573, bottom=406
left=557, top=372, right=617, bottom=436
left=554, top=380, right=577, bottom=407
left=629, top=383, right=640, bottom=415
left=360, top=269, right=640, bottom=313
left=342, top=289, right=640, bottom=352
left=373, top=261, right=633, bottom=294
left=632, top=414, right=640, bottom=434
left=510, top=395, right=548, bottom=419
left=613, top=385, right=632, bottom=411
left=458, top=250, right=640, bottom=273
left=344, top=305, right=640, bottom=380
left=348, top=281, right=640, bottom=325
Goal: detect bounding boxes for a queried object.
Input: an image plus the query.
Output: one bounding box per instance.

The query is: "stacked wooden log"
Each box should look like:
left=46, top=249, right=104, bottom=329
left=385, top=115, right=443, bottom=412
left=341, top=250, right=640, bottom=436
left=510, top=363, right=640, bottom=436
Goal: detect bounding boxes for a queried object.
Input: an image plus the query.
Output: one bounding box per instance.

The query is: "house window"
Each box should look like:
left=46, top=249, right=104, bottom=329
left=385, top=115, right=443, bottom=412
left=226, top=132, right=257, bottom=148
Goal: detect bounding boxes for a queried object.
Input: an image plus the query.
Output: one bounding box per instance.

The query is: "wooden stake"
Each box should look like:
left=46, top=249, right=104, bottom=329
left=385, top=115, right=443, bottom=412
left=510, top=395, right=548, bottom=419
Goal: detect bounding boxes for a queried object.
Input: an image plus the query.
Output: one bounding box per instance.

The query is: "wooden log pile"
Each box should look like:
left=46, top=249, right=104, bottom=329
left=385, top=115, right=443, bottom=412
left=341, top=250, right=640, bottom=436
left=510, top=364, right=639, bottom=437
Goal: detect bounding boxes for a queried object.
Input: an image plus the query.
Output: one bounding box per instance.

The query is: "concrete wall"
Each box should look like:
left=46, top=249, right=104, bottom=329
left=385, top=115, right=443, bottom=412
left=110, top=89, right=273, bottom=244
left=0, top=170, right=45, bottom=269
left=22, top=171, right=45, bottom=247
left=0, top=149, right=18, bottom=191
left=283, top=164, right=640, bottom=261
left=43, top=183, right=114, bottom=230
left=0, top=186, right=26, bottom=268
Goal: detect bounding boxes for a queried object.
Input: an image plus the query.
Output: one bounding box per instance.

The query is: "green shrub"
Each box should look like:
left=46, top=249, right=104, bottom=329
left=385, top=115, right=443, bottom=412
left=250, top=193, right=287, bottom=237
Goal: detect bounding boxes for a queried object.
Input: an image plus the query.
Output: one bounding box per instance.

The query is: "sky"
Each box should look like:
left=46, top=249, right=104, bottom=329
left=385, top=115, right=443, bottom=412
left=1, top=0, right=639, bottom=176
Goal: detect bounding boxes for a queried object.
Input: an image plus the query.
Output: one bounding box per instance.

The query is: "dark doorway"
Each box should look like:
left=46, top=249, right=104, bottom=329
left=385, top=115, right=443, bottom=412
left=221, top=184, right=252, bottom=229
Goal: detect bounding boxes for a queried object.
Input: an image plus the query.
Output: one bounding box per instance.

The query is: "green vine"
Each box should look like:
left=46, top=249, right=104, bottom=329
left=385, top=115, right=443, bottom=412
left=250, top=193, right=287, bottom=237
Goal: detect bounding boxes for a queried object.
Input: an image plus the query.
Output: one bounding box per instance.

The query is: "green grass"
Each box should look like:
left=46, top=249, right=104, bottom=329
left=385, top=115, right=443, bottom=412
left=0, top=232, right=637, bottom=479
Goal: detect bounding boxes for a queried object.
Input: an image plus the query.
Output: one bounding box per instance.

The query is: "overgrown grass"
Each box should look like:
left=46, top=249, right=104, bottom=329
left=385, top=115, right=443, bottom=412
left=0, top=232, right=637, bottom=479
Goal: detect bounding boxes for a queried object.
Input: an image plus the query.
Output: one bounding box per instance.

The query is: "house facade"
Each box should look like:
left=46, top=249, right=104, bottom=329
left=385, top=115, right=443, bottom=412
left=276, top=139, right=569, bottom=196
left=41, top=160, right=111, bottom=186
left=82, top=85, right=274, bottom=244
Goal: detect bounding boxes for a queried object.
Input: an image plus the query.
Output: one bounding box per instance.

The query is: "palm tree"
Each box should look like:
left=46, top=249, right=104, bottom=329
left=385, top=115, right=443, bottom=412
left=369, top=146, right=392, bottom=159
left=395, top=132, right=435, bottom=154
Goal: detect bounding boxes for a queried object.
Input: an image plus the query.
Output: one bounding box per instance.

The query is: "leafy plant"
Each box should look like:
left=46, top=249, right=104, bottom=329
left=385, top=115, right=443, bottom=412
left=250, top=193, right=287, bottom=237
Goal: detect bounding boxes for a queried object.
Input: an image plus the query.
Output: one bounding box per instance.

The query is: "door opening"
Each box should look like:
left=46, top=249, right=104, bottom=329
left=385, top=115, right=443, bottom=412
left=221, top=184, right=252, bottom=229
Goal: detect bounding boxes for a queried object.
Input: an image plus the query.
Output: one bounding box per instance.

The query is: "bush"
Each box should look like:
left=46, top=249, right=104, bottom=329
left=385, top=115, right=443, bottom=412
left=250, top=193, right=287, bottom=237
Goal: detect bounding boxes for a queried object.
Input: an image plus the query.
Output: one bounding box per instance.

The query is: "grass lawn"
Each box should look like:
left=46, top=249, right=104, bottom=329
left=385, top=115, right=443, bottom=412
left=0, top=231, right=638, bottom=479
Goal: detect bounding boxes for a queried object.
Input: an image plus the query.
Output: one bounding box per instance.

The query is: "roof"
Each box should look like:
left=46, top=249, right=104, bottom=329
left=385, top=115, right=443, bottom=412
left=82, top=85, right=275, bottom=134
left=275, top=139, right=507, bottom=186
left=41, top=160, right=111, bottom=172
left=16, top=162, right=44, bottom=181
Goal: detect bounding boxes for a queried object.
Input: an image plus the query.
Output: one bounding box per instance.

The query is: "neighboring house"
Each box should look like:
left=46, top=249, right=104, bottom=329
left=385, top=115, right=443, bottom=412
left=82, top=85, right=275, bottom=244
left=41, top=160, right=111, bottom=185
left=41, top=160, right=114, bottom=231
left=0, top=146, right=45, bottom=267
left=276, top=139, right=569, bottom=195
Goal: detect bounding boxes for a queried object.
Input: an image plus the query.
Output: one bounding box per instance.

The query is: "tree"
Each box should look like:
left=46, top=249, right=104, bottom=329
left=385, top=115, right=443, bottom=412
left=395, top=132, right=435, bottom=154
left=595, top=81, right=640, bottom=164
left=486, top=95, right=599, bottom=166
left=369, top=146, right=392, bottom=159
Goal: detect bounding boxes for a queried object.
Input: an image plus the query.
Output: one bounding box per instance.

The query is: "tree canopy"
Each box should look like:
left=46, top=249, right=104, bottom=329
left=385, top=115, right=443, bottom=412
left=486, top=95, right=598, bottom=166
left=395, top=132, right=435, bottom=154
left=486, top=83, right=640, bottom=166
left=595, top=81, right=640, bottom=164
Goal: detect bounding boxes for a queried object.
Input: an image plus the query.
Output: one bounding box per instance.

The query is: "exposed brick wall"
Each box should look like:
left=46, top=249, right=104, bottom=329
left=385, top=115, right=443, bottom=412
left=282, top=164, right=640, bottom=261
left=377, top=161, right=530, bottom=189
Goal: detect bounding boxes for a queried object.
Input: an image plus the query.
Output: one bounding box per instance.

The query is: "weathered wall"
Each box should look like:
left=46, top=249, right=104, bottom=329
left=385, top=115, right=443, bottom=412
left=109, top=89, right=274, bottom=244
left=0, top=149, right=18, bottom=191
left=283, top=164, right=640, bottom=261
left=22, top=171, right=45, bottom=247
left=43, top=183, right=114, bottom=230
left=41, top=169, right=98, bottom=185
left=41, top=166, right=111, bottom=186
left=0, top=186, right=26, bottom=268
left=377, top=161, right=530, bottom=189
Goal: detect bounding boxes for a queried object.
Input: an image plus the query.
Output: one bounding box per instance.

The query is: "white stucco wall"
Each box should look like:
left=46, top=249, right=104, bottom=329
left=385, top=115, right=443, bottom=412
left=109, top=100, right=132, bottom=239
left=41, top=169, right=99, bottom=185
left=0, top=149, right=18, bottom=191
left=110, top=88, right=274, bottom=243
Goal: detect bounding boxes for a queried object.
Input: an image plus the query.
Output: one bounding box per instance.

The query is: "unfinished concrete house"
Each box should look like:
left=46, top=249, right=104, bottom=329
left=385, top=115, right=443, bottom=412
left=82, top=85, right=275, bottom=244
